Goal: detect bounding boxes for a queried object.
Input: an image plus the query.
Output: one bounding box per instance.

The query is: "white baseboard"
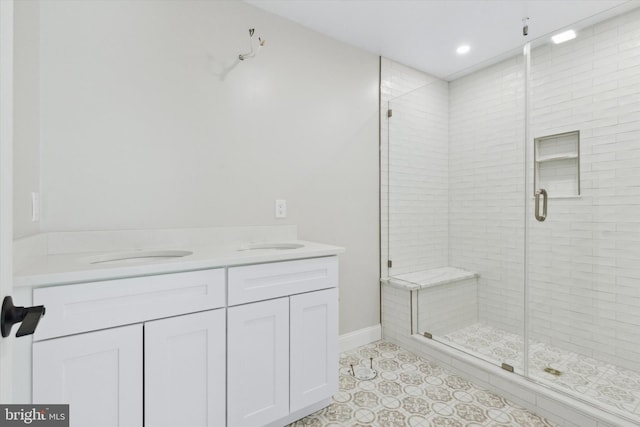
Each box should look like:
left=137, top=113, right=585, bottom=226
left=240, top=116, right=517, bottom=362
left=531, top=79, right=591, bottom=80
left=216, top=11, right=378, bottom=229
left=339, top=324, right=382, bottom=353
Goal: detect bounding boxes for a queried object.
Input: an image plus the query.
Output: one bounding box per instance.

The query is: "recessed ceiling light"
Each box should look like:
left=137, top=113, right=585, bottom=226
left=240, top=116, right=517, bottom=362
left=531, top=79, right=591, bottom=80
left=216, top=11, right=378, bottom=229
left=551, top=30, right=576, bottom=44
left=456, top=45, right=470, bottom=55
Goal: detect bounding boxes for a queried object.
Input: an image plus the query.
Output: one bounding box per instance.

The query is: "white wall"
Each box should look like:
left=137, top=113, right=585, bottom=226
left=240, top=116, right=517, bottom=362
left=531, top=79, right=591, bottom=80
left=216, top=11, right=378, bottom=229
left=13, top=0, right=39, bottom=239
left=14, top=0, right=380, bottom=335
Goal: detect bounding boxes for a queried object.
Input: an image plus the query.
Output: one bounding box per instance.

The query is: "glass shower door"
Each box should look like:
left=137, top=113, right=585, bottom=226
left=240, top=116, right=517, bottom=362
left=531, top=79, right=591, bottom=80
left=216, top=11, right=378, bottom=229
left=525, top=7, right=640, bottom=422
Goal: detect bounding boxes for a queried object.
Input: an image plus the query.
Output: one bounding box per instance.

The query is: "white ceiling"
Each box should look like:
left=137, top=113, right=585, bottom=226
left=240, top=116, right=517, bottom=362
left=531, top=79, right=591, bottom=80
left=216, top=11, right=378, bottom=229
left=246, top=0, right=637, bottom=80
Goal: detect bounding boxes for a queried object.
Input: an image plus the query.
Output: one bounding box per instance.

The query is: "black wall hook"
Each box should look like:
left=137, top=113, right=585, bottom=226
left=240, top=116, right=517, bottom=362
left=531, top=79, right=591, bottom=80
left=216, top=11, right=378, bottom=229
left=1, top=296, right=46, bottom=338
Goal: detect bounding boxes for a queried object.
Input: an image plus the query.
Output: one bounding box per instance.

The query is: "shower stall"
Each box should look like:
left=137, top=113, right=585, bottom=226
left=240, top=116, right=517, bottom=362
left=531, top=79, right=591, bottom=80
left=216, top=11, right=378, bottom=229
left=381, top=4, right=640, bottom=425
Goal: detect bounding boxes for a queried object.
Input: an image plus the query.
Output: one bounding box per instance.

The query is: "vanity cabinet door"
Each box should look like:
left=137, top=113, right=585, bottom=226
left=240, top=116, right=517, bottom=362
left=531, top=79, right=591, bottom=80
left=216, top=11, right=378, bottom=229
left=144, top=309, right=226, bottom=427
left=227, top=298, right=290, bottom=427
left=290, top=288, right=339, bottom=413
left=33, top=324, right=143, bottom=427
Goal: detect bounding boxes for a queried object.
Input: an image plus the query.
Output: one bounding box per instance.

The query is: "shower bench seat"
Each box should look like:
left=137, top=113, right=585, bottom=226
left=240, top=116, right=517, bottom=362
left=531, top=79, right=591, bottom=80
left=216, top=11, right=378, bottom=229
left=383, top=266, right=477, bottom=290
left=382, top=266, right=478, bottom=336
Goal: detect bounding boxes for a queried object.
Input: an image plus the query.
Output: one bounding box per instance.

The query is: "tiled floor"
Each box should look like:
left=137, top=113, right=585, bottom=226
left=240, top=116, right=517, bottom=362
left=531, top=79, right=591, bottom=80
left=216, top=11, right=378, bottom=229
left=444, top=323, right=640, bottom=418
left=289, top=340, right=558, bottom=427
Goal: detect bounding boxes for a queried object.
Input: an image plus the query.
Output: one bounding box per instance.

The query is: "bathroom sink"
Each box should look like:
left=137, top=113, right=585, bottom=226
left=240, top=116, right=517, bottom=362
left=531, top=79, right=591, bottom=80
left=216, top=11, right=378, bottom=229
left=83, top=250, right=193, bottom=265
left=238, top=243, right=304, bottom=251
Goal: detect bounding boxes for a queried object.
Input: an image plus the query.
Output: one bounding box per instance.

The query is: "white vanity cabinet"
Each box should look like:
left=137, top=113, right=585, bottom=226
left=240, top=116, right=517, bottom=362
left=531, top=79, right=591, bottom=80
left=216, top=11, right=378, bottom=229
left=144, top=309, right=226, bottom=427
left=33, top=324, right=143, bottom=427
left=227, top=298, right=291, bottom=427
left=32, top=269, right=226, bottom=427
left=289, top=288, right=338, bottom=413
left=30, top=255, right=339, bottom=427
left=227, top=257, right=339, bottom=427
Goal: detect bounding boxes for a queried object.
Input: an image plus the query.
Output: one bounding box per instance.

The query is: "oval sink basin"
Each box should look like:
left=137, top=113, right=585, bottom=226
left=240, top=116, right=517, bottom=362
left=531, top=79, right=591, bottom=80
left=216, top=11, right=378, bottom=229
left=84, top=250, right=193, bottom=265
left=238, top=243, right=304, bottom=251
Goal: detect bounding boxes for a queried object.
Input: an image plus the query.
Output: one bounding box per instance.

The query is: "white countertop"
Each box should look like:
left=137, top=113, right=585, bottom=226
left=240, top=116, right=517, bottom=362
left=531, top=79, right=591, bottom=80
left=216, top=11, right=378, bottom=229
left=14, top=240, right=344, bottom=288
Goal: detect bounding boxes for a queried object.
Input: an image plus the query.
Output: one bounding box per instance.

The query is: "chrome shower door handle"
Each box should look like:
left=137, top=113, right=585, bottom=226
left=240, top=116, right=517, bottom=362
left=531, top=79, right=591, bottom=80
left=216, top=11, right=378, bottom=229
left=535, top=189, right=547, bottom=222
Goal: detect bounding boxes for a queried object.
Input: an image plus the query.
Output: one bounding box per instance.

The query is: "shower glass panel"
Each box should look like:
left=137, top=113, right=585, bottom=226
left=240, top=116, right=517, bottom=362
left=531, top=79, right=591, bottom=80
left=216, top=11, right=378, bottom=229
left=385, top=58, right=526, bottom=371
left=386, top=82, right=449, bottom=277
left=526, top=7, right=640, bottom=421
left=443, top=53, right=527, bottom=372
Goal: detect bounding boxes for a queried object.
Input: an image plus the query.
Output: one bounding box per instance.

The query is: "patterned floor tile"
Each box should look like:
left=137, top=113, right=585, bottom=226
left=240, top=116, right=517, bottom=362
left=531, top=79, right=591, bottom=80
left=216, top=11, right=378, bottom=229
left=442, top=323, right=640, bottom=418
left=288, top=340, right=560, bottom=426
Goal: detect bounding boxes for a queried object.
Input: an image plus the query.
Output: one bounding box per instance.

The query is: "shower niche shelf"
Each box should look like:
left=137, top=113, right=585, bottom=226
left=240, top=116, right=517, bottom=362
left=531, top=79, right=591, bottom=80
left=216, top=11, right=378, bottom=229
left=535, top=153, right=578, bottom=162
left=534, top=131, right=580, bottom=197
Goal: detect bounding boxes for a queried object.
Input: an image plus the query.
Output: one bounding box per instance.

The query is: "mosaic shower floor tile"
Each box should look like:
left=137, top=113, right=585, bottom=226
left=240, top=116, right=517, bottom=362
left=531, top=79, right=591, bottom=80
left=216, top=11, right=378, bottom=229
left=288, top=340, right=558, bottom=427
left=443, top=323, right=640, bottom=418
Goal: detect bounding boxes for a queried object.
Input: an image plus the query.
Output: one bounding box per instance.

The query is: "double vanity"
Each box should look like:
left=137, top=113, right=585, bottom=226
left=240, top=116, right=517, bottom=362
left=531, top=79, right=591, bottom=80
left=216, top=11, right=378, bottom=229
left=12, top=229, right=343, bottom=427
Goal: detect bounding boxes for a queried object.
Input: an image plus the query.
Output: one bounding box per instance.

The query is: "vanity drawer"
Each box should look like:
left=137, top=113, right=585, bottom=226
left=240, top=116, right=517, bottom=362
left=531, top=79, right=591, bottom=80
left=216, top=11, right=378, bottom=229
left=33, top=269, right=225, bottom=341
left=228, top=256, right=338, bottom=305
